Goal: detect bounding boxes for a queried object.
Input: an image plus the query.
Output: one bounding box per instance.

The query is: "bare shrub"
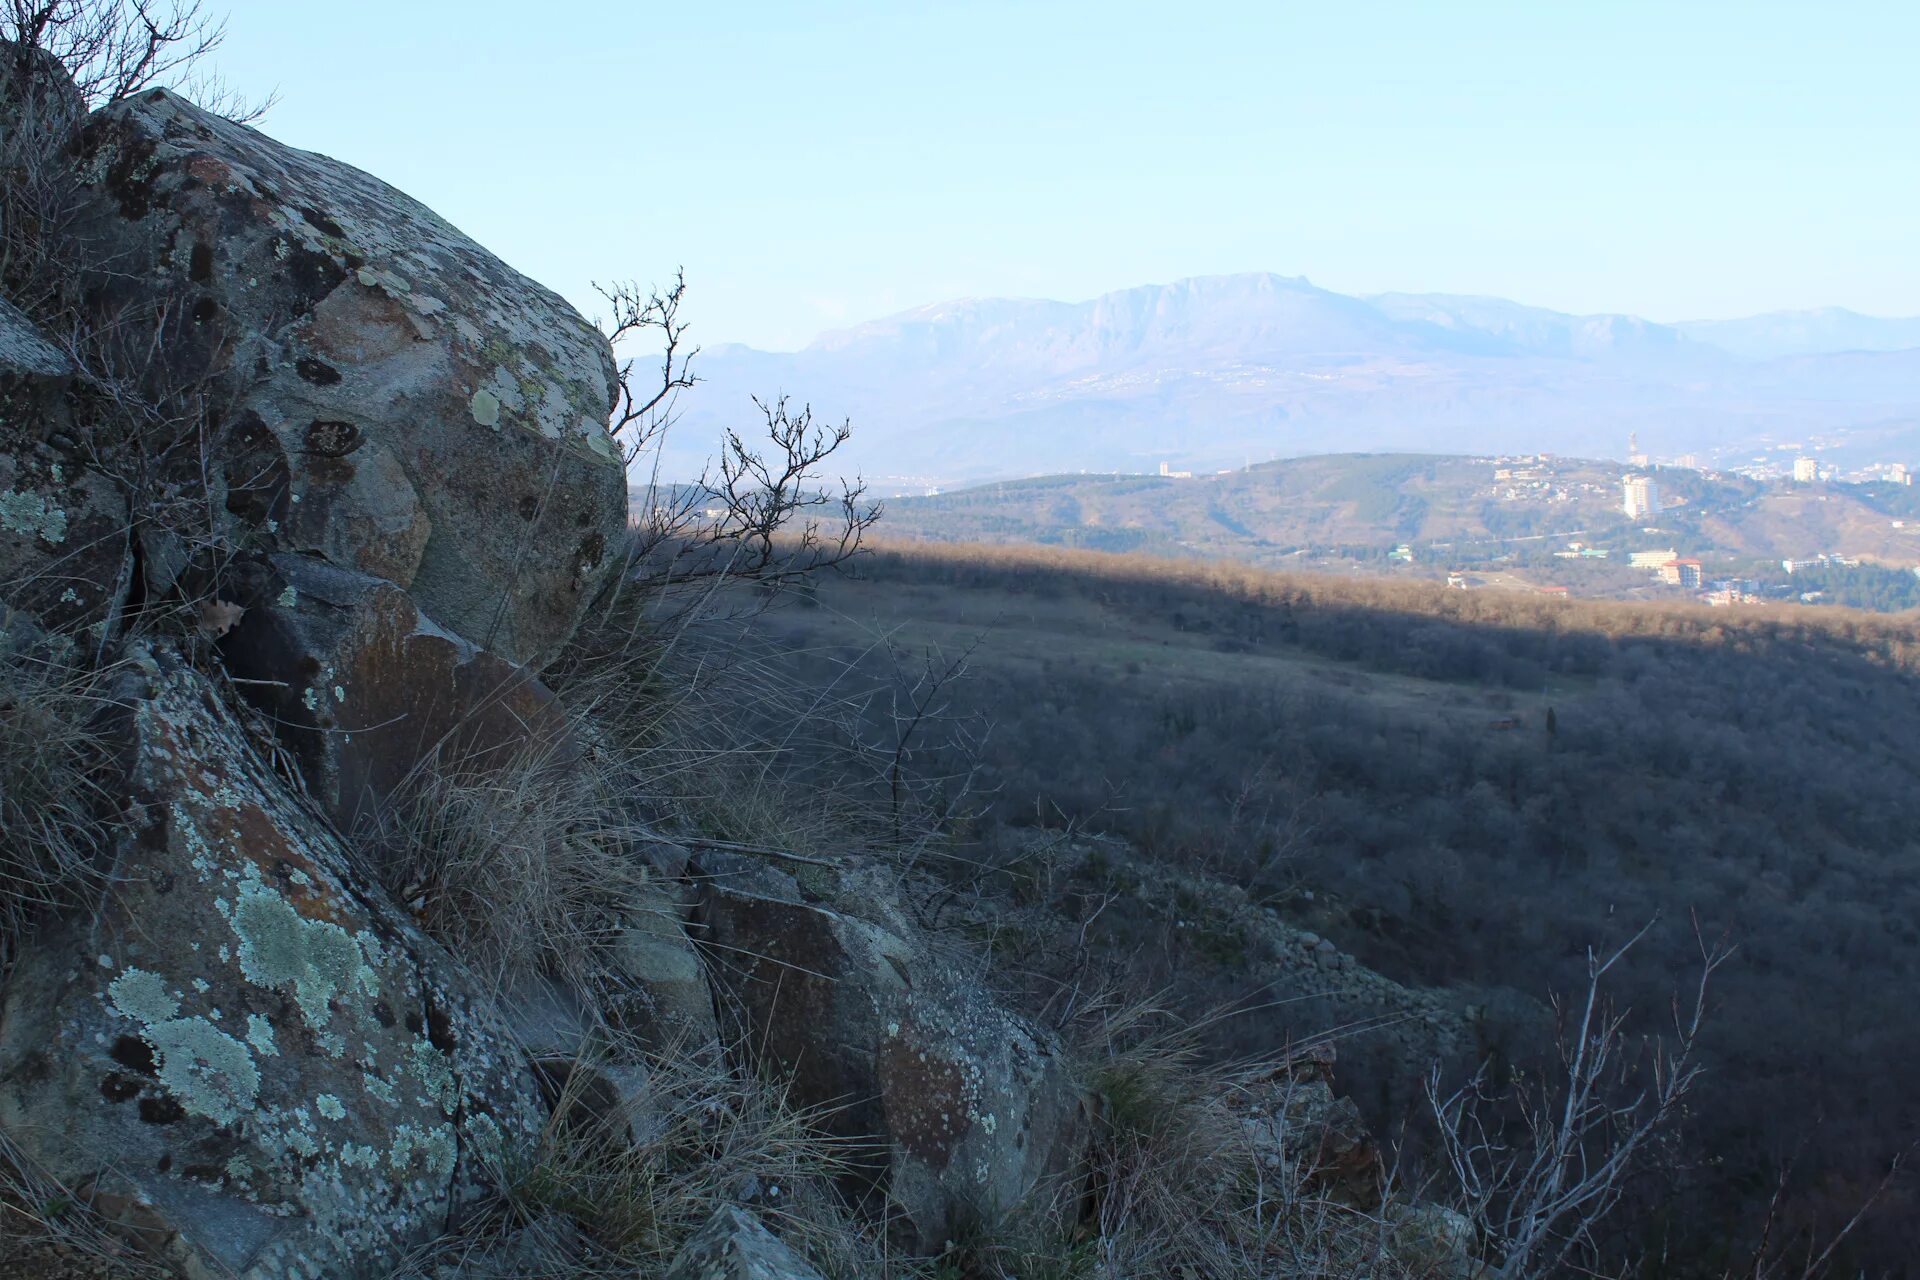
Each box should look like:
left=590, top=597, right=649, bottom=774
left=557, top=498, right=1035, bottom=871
left=1427, top=919, right=1728, bottom=1279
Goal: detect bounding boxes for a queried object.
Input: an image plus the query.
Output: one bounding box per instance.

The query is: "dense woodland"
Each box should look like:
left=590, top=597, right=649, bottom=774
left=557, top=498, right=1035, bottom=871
left=756, top=542, right=1920, bottom=1275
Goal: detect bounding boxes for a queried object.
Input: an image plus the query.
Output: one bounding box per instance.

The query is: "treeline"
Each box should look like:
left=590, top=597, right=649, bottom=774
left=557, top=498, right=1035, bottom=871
left=788, top=541, right=1920, bottom=1274
left=1767, top=561, right=1920, bottom=612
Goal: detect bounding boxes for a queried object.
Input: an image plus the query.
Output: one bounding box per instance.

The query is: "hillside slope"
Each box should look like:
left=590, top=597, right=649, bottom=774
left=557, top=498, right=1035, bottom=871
left=756, top=545, right=1920, bottom=1271
left=873, top=452, right=1920, bottom=589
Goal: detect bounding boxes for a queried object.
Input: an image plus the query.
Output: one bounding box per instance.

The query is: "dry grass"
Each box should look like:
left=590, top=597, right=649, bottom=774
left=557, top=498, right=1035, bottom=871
left=551, top=570, right=900, bottom=861
left=393, top=1035, right=902, bottom=1280
left=353, top=730, right=654, bottom=993
left=1035, top=992, right=1449, bottom=1280
left=0, top=644, right=113, bottom=958
left=0, top=1132, right=173, bottom=1280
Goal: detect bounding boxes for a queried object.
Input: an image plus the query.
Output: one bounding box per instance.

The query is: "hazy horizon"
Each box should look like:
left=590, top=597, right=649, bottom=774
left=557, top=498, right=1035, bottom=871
left=710, top=271, right=1920, bottom=355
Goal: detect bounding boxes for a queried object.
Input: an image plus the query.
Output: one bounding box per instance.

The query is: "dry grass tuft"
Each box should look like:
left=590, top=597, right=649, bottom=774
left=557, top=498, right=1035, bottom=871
left=0, top=1132, right=173, bottom=1280
left=0, top=645, right=113, bottom=957
left=394, top=1037, right=898, bottom=1279
left=353, top=731, right=653, bottom=992
left=1043, top=992, right=1439, bottom=1280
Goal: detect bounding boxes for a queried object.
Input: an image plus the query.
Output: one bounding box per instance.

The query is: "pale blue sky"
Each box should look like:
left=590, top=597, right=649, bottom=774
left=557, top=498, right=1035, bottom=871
left=218, top=1, right=1919, bottom=350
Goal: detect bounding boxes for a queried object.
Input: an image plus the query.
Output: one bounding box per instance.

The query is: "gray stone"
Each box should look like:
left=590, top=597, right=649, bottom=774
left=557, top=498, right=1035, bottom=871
left=1388, top=1202, right=1477, bottom=1279
left=218, top=554, right=574, bottom=831
left=664, top=1206, right=825, bottom=1280
left=697, top=873, right=1089, bottom=1252
left=609, top=884, right=720, bottom=1054
left=0, top=298, right=131, bottom=638
left=69, top=89, right=626, bottom=665
left=0, top=650, right=543, bottom=1279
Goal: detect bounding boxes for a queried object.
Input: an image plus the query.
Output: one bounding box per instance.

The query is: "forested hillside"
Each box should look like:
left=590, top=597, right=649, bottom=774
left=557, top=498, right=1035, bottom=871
left=874, top=453, right=1920, bottom=603
left=758, top=543, right=1920, bottom=1272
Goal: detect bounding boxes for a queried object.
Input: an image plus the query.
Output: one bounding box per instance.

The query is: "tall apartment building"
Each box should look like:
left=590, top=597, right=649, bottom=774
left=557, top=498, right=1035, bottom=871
left=1793, top=457, right=1820, bottom=483
left=1622, top=474, right=1660, bottom=520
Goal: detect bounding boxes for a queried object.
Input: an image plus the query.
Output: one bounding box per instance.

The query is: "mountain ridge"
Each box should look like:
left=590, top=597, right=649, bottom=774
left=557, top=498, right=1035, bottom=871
left=665, top=273, right=1920, bottom=485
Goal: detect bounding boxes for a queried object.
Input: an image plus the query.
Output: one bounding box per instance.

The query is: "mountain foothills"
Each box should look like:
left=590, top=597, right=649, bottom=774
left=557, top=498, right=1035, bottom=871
left=675, top=274, right=1920, bottom=486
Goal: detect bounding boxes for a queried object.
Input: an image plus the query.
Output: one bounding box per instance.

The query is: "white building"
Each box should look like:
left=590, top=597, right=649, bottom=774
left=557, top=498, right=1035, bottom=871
left=1793, top=457, right=1820, bottom=483
left=1622, top=474, right=1660, bottom=520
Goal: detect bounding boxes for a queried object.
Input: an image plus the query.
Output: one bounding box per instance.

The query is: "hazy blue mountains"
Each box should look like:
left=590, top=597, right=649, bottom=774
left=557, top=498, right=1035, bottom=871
left=664, top=274, right=1920, bottom=485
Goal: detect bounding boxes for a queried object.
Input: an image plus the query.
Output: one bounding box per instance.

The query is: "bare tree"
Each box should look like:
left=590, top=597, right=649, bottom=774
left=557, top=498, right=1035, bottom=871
left=875, top=631, right=990, bottom=850
left=3, top=0, right=254, bottom=112
left=1427, top=917, right=1730, bottom=1279
left=592, top=273, right=880, bottom=609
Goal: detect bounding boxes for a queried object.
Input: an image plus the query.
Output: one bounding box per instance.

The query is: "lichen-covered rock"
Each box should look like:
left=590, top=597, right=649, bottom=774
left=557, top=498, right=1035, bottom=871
left=0, top=297, right=131, bottom=637
left=0, top=649, right=543, bottom=1278
left=695, top=864, right=1089, bottom=1252
left=663, top=1206, right=825, bottom=1280
left=69, top=88, right=625, bottom=665
left=219, top=553, right=572, bottom=830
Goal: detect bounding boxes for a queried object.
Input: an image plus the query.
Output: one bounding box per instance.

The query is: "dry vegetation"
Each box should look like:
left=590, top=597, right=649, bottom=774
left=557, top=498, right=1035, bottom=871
left=753, top=539, right=1920, bottom=1275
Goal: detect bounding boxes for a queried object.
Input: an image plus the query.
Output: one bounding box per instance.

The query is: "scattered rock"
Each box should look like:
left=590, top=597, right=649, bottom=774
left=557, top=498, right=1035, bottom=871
left=1388, top=1202, right=1478, bottom=1279
left=608, top=884, right=720, bottom=1054
left=0, top=650, right=542, bottom=1278
left=663, top=1206, right=825, bottom=1280
left=1234, top=1045, right=1381, bottom=1209
left=696, top=869, right=1089, bottom=1251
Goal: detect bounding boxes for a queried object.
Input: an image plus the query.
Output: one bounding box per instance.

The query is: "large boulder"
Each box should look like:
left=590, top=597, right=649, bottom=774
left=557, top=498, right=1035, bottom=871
left=68, top=88, right=626, bottom=666
left=0, top=649, right=544, bottom=1278
left=694, top=859, right=1089, bottom=1252
left=0, top=297, right=131, bottom=639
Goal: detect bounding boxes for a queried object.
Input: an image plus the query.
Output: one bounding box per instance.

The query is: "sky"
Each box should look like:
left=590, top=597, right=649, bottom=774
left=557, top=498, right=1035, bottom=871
left=216, top=1, right=1920, bottom=352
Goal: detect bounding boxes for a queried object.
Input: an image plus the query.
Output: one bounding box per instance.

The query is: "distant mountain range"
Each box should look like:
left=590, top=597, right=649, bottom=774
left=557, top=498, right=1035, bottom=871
left=661, top=274, right=1920, bottom=485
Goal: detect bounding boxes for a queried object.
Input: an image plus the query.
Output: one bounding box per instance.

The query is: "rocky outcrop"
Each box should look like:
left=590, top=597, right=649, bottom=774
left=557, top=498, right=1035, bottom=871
left=1231, top=1042, right=1381, bottom=1209
left=0, top=651, right=543, bottom=1278
left=664, top=1206, right=826, bottom=1280
left=694, top=855, right=1089, bottom=1252
left=68, top=88, right=625, bottom=667
left=607, top=883, right=721, bottom=1055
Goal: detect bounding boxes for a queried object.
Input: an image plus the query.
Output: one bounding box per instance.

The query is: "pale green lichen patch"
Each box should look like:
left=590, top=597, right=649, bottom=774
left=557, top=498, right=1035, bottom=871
left=361, top=1072, right=396, bottom=1106
left=390, top=1123, right=457, bottom=1178
left=229, top=878, right=381, bottom=1032
left=0, top=488, right=67, bottom=544
left=469, top=388, right=501, bottom=427
left=246, top=1014, right=278, bottom=1056
left=407, top=1041, right=459, bottom=1114
left=108, top=968, right=180, bottom=1023
left=107, top=967, right=261, bottom=1126
left=315, top=1094, right=346, bottom=1120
